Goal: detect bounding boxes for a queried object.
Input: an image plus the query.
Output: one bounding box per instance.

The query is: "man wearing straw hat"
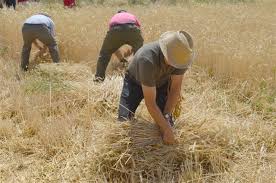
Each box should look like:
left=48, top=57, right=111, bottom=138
left=94, top=10, right=144, bottom=82
left=21, top=13, right=60, bottom=71
left=118, top=31, right=195, bottom=145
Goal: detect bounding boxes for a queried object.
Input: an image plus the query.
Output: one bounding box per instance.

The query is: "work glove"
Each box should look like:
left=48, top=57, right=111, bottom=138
left=120, top=58, right=129, bottom=68
left=164, top=113, right=174, bottom=127
left=120, top=58, right=128, bottom=63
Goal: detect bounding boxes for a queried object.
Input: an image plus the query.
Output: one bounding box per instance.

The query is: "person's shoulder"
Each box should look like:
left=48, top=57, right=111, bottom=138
left=132, top=42, right=158, bottom=66
left=140, top=41, right=159, bottom=52
left=137, top=42, right=159, bottom=57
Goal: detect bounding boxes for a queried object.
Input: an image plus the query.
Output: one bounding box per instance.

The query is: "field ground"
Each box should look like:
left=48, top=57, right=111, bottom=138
left=0, top=0, right=275, bottom=182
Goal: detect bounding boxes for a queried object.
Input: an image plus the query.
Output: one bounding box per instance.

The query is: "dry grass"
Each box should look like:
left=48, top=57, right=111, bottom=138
left=0, top=1, right=275, bottom=182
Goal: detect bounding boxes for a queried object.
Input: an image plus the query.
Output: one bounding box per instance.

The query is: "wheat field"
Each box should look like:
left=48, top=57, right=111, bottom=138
left=0, top=0, right=275, bottom=182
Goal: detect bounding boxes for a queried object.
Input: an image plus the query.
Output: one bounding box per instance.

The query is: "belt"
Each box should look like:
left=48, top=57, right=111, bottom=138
left=23, top=23, right=50, bottom=30
left=110, top=23, right=138, bottom=29
left=24, top=23, right=47, bottom=27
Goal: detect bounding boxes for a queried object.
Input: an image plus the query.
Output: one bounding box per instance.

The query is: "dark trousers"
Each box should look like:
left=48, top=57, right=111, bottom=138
left=5, top=0, right=16, bottom=9
left=21, top=24, right=60, bottom=71
left=95, top=24, right=144, bottom=80
left=118, top=74, right=168, bottom=121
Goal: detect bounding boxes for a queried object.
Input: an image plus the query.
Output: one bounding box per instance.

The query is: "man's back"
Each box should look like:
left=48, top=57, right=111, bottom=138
left=128, top=41, right=186, bottom=87
left=24, top=14, right=55, bottom=36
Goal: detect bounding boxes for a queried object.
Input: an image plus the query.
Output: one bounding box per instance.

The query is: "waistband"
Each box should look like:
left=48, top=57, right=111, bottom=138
left=125, top=71, right=140, bottom=85
left=23, top=23, right=46, bottom=27
left=110, top=23, right=138, bottom=29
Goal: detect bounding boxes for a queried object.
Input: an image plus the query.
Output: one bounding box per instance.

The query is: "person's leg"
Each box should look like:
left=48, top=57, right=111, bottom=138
left=71, top=0, right=76, bottom=7
left=48, top=42, right=60, bottom=63
left=11, top=0, right=15, bottom=9
left=118, top=74, right=144, bottom=121
left=5, top=0, right=11, bottom=7
left=95, top=29, right=124, bottom=81
left=37, top=25, right=60, bottom=63
left=21, top=25, right=36, bottom=71
left=0, top=0, right=3, bottom=9
left=125, top=26, right=144, bottom=53
left=156, top=82, right=169, bottom=113
left=63, top=0, right=68, bottom=7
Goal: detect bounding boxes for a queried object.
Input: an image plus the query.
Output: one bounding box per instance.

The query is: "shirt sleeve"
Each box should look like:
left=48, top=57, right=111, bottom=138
left=171, top=68, right=188, bottom=75
left=138, top=57, right=155, bottom=87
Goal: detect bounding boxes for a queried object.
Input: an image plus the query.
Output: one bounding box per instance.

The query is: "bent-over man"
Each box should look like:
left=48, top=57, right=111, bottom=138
left=94, top=10, right=144, bottom=82
left=21, top=13, right=60, bottom=71
left=118, top=31, right=195, bottom=145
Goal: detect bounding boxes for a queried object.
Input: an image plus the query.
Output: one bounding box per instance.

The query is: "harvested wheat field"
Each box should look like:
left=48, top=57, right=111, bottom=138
left=0, top=0, right=275, bottom=182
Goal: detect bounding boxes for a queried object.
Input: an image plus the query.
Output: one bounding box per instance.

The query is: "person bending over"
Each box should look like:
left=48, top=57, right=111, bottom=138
left=94, top=10, right=144, bottom=82
left=21, top=13, right=60, bottom=71
left=118, top=31, right=195, bottom=145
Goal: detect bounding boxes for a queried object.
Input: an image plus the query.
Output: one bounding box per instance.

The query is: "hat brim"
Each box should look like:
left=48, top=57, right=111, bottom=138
left=159, top=31, right=195, bottom=69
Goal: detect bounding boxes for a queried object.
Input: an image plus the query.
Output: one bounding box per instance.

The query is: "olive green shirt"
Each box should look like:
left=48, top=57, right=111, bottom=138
left=127, top=41, right=187, bottom=87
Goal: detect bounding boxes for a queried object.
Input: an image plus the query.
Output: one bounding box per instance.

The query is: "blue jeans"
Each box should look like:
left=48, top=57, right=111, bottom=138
left=118, top=73, right=168, bottom=121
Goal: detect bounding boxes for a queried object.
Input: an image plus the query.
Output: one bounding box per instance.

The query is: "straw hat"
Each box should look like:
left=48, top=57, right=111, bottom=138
left=159, top=31, right=195, bottom=69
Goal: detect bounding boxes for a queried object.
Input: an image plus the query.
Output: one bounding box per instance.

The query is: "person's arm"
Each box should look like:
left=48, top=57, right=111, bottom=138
left=33, top=39, right=43, bottom=50
left=142, top=85, right=175, bottom=145
left=33, top=41, right=48, bottom=60
left=114, top=50, right=124, bottom=62
left=163, top=74, right=184, bottom=115
left=40, top=44, right=48, bottom=54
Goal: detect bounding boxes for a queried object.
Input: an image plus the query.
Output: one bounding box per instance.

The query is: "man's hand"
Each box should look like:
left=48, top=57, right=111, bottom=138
left=162, top=127, right=175, bottom=145
left=142, top=85, right=175, bottom=145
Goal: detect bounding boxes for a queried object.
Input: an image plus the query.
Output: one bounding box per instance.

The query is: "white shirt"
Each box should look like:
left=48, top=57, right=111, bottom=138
left=24, top=14, right=55, bottom=36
